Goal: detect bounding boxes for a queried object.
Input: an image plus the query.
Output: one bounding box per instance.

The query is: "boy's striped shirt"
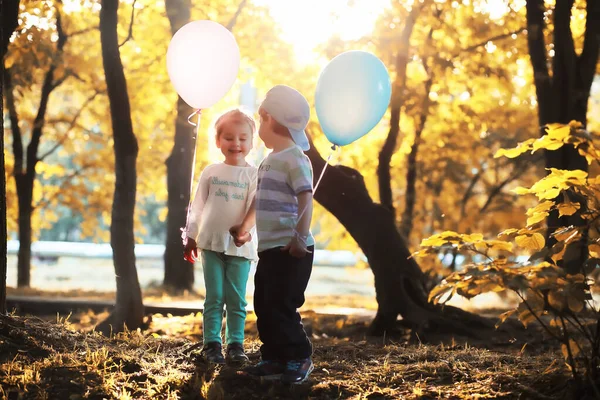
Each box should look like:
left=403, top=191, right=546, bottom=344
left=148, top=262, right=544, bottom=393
left=256, top=145, right=315, bottom=252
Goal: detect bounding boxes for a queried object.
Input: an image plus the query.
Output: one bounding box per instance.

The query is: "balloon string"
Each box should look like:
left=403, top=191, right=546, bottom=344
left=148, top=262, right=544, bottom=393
left=297, top=144, right=339, bottom=224
left=181, top=109, right=202, bottom=245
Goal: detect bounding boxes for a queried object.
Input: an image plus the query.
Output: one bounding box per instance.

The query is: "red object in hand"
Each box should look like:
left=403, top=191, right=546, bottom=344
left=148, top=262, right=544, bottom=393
left=183, top=237, right=198, bottom=263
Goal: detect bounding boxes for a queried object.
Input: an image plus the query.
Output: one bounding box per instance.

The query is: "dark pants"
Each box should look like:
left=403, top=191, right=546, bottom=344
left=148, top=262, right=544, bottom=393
left=254, top=246, right=314, bottom=361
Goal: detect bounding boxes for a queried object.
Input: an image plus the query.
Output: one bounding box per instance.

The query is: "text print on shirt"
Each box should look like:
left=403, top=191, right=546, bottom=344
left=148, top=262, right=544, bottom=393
left=211, top=175, right=249, bottom=203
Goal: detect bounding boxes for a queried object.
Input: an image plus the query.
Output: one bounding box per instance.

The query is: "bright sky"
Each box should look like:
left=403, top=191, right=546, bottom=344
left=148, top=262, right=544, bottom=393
left=253, top=0, right=391, bottom=63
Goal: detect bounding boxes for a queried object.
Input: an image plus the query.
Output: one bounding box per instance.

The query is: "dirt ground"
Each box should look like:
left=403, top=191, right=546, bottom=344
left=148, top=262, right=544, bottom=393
left=0, top=298, right=580, bottom=400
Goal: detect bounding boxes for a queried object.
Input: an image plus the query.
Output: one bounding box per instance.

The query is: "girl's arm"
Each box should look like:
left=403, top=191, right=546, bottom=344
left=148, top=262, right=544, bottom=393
left=185, top=168, right=210, bottom=243
left=230, top=196, right=255, bottom=246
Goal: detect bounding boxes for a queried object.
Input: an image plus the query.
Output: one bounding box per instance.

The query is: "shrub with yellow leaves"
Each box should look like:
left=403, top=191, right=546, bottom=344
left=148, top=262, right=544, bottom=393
left=414, top=122, right=599, bottom=384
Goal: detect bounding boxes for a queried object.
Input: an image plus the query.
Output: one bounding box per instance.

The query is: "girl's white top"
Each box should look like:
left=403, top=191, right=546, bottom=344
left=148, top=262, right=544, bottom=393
left=186, top=162, right=258, bottom=261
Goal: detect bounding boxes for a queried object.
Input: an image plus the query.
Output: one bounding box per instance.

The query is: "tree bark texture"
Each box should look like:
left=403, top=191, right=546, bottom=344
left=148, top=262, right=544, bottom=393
left=98, top=0, right=144, bottom=333
left=526, top=0, right=600, bottom=274
left=307, top=138, right=497, bottom=339
left=0, top=0, right=21, bottom=312
left=163, top=0, right=195, bottom=292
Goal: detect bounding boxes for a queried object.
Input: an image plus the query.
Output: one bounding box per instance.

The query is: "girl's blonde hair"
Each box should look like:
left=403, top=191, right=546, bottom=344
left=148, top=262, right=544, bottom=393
left=214, top=108, right=256, bottom=138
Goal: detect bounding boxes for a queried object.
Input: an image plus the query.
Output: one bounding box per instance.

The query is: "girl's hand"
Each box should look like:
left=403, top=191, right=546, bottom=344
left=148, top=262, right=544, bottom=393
left=229, top=225, right=252, bottom=247
left=183, top=238, right=198, bottom=263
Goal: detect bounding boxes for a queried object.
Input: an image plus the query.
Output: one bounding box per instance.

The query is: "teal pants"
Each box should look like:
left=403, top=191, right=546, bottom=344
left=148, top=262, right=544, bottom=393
left=201, top=250, right=251, bottom=345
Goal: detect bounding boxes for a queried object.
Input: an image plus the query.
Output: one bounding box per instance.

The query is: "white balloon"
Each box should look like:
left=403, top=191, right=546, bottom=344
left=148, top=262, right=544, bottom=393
left=167, top=20, right=240, bottom=109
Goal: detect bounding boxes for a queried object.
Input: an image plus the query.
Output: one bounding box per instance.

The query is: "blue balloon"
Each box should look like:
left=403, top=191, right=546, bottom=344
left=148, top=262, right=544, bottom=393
left=315, top=51, right=392, bottom=147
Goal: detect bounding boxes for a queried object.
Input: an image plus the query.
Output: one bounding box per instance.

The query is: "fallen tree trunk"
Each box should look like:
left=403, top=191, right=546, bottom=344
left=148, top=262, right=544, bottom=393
left=307, top=138, right=504, bottom=340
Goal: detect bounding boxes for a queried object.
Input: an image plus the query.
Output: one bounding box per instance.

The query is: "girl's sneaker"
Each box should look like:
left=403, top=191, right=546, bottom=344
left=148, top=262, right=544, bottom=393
left=226, top=343, right=249, bottom=365
left=200, top=342, right=225, bottom=365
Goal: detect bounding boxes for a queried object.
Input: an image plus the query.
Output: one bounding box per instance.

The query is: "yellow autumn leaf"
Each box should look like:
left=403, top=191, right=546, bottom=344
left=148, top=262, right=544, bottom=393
left=513, top=186, right=531, bottom=195
left=428, top=284, right=453, bottom=304
left=485, top=240, right=514, bottom=252
left=496, top=309, right=516, bottom=328
left=567, top=296, right=584, bottom=313
left=526, top=201, right=554, bottom=216
left=537, top=188, right=562, bottom=200
left=561, top=344, right=569, bottom=360
left=564, top=169, right=588, bottom=182
left=498, top=228, right=519, bottom=238
left=557, top=202, right=580, bottom=217
left=461, top=233, right=484, bottom=243
left=516, top=233, right=546, bottom=251
left=548, top=290, right=566, bottom=311
left=589, top=243, right=600, bottom=257
left=532, top=136, right=563, bottom=152
left=546, top=124, right=571, bottom=141
left=527, top=212, right=548, bottom=227
left=494, top=141, right=534, bottom=159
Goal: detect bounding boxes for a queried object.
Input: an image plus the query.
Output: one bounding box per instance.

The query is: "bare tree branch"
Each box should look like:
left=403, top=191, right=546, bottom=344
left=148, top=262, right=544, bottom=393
left=400, top=51, right=435, bottom=240
left=453, top=27, right=526, bottom=56
left=28, top=0, right=69, bottom=175
left=69, top=26, right=99, bottom=37
left=34, top=165, right=91, bottom=210
left=226, top=0, right=247, bottom=31
left=119, top=0, right=137, bottom=47
left=38, top=90, right=103, bottom=161
left=377, top=1, right=426, bottom=213
left=3, top=68, right=24, bottom=175
left=460, top=170, right=482, bottom=218
left=479, top=156, right=541, bottom=214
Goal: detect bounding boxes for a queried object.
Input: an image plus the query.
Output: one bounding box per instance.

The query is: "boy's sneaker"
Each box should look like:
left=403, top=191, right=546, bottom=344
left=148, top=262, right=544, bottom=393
left=226, top=343, right=249, bottom=366
left=244, top=360, right=285, bottom=380
left=200, top=342, right=225, bottom=365
left=281, top=358, right=314, bottom=384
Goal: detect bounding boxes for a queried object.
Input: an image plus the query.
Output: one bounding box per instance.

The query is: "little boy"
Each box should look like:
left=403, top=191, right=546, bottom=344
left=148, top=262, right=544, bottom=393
left=232, top=85, right=315, bottom=384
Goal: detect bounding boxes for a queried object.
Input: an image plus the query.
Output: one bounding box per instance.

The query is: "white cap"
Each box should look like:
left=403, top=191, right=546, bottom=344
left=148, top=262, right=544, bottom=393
left=260, top=85, right=310, bottom=151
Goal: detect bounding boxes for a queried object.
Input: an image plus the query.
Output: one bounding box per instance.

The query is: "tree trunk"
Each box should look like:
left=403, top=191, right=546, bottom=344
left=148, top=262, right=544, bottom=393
left=98, top=0, right=144, bottom=334
left=526, top=0, right=599, bottom=275
left=306, top=137, right=497, bottom=339
left=15, top=174, right=33, bottom=288
left=163, top=0, right=194, bottom=292
left=1, top=0, right=21, bottom=312
left=4, top=2, right=66, bottom=288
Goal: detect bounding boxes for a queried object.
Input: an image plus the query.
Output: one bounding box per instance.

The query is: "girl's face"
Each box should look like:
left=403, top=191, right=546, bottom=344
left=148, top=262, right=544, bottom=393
left=216, top=119, right=253, bottom=166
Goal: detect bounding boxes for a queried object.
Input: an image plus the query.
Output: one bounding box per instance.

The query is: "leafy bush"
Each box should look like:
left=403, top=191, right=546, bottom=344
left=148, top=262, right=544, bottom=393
left=415, top=122, right=599, bottom=388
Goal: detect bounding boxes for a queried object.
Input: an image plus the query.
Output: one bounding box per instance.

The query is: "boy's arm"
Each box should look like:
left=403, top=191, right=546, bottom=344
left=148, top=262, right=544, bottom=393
left=295, top=191, right=313, bottom=238
left=283, top=190, right=313, bottom=257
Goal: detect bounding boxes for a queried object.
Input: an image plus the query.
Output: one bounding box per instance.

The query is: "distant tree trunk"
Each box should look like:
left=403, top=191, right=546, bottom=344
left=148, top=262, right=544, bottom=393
left=526, top=0, right=599, bottom=274
left=163, top=0, right=195, bottom=292
left=307, top=137, right=495, bottom=338
left=98, top=0, right=144, bottom=334
left=5, top=2, right=67, bottom=288
left=162, top=0, right=248, bottom=292
left=1, top=0, right=21, bottom=313
left=400, top=65, right=434, bottom=241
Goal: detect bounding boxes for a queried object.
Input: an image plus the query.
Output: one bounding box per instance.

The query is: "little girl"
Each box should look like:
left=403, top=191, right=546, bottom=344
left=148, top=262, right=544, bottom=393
left=183, top=108, right=258, bottom=365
